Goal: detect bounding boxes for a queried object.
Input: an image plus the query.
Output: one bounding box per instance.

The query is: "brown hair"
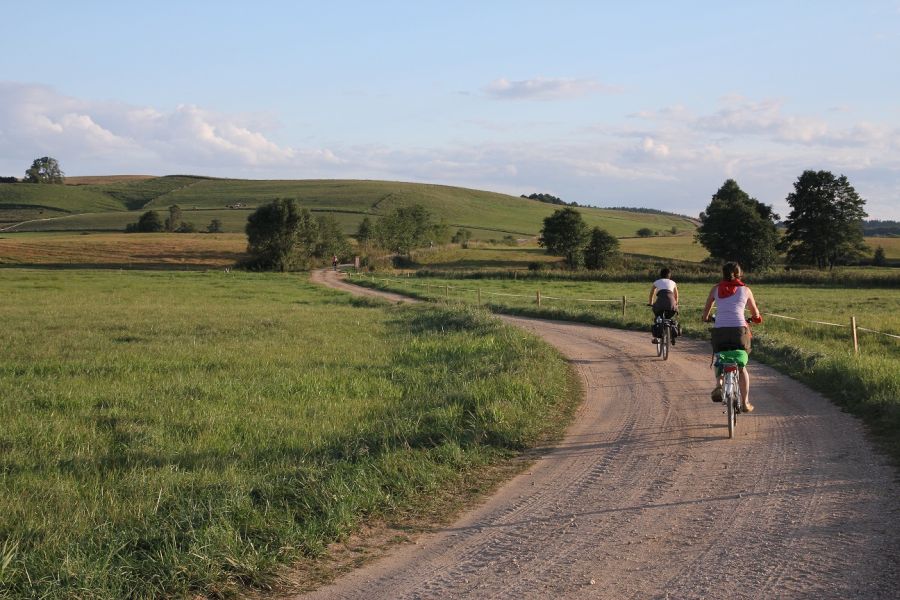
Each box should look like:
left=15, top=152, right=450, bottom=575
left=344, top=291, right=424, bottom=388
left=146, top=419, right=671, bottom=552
left=660, top=268, right=671, bottom=279
left=722, top=261, right=742, bottom=280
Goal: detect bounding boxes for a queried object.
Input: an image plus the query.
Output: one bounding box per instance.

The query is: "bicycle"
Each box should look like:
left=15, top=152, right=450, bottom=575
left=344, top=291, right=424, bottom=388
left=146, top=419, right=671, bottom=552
left=650, top=307, right=679, bottom=361
left=714, top=352, right=745, bottom=438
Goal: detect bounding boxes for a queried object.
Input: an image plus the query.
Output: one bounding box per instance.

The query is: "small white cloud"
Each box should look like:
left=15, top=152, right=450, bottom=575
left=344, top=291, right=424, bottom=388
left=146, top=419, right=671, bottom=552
left=640, top=137, right=670, bottom=158
left=484, top=77, right=621, bottom=100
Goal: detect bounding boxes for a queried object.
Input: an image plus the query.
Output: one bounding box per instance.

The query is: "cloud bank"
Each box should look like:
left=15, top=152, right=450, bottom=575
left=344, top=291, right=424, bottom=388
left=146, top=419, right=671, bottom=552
left=484, top=77, right=621, bottom=100
left=0, top=83, right=897, bottom=219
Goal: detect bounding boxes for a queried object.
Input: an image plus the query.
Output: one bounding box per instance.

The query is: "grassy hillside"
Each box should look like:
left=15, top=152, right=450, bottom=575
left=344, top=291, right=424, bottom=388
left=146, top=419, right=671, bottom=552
left=1, top=176, right=696, bottom=240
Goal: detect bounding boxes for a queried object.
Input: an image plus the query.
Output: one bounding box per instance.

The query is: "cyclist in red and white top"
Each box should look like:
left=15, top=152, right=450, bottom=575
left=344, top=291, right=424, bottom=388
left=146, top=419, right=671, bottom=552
left=701, top=262, right=763, bottom=412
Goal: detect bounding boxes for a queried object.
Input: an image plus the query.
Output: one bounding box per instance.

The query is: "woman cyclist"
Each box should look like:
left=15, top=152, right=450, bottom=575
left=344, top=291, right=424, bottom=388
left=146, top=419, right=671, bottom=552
left=649, top=267, right=679, bottom=344
left=701, top=261, right=763, bottom=412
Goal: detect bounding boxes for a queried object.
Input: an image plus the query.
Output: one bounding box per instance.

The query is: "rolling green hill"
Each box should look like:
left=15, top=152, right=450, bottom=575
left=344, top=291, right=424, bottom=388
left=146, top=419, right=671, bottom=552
left=0, top=176, right=696, bottom=239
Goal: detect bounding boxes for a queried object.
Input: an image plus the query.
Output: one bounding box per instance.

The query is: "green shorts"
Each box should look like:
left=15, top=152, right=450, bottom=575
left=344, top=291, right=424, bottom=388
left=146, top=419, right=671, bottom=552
left=715, top=349, right=749, bottom=375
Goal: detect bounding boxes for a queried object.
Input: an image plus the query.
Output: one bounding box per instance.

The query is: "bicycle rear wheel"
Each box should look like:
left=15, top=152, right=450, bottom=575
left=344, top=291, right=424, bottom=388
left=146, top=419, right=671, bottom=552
left=661, top=326, right=670, bottom=360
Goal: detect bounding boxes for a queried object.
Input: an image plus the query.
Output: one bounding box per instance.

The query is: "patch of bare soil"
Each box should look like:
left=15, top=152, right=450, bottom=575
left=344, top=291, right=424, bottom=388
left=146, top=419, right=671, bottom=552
left=279, top=270, right=900, bottom=599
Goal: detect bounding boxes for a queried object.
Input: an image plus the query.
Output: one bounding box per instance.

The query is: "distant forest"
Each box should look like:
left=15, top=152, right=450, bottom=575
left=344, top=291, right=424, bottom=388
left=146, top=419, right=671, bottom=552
left=863, top=220, right=900, bottom=237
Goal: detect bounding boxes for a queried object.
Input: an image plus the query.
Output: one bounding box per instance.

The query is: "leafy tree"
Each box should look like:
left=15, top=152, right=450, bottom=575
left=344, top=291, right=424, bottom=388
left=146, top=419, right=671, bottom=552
left=636, top=227, right=654, bottom=237
left=431, top=218, right=452, bottom=245
left=356, top=216, right=374, bottom=243
left=584, top=227, right=620, bottom=269
left=125, top=210, right=164, bottom=233
left=206, top=218, right=223, bottom=233
left=539, top=207, right=589, bottom=268
left=873, top=246, right=887, bottom=267
left=175, top=221, right=197, bottom=233
left=452, top=228, right=473, bottom=248
left=315, top=215, right=351, bottom=260
left=165, top=205, right=182, bottom=232
left=695, top=179, right=780, bottom=271
left=781, top=170, right=868, bottom=269
left=23, top=157, right=64, bottom=184
left=245, top=198, right=318, bottom=271
left=0, top=176, right=17, bottom=183
left=374, top=204, right=433, bottom=256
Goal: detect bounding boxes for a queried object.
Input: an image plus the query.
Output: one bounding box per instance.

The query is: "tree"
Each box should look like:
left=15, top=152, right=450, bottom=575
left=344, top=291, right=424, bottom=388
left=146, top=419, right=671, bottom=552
left=207, top=218, right=223, bottom=233
left=695, top=179, right=780, bottom=272
left=23, top=157, right=64, bottom=184
left=584, top=227, right=620, bottom=269
left=315, top=215, right=351, bottom=260
left=452, top=228, right=473, bottom=248
left=873, top=246, right=887, bottom=267
left=781, top=170, right=868, bottom=269
left=125, top=210, right=164, bottom=233
left=538, top=207, right=589, bottom=268
left=636, top=227, right=654, bottom=238
left=165, top=205, right=183, bottom=232
left=245, top=198, right=318, bottom=271
left=356, top=216, right=374, bottom=243
left=374, top=204, right=433, bottom=255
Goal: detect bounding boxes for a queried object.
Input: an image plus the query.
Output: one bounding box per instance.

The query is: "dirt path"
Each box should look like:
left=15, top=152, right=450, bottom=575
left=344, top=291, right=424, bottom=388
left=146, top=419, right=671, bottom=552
left=295, top=270, right=900, bottom=599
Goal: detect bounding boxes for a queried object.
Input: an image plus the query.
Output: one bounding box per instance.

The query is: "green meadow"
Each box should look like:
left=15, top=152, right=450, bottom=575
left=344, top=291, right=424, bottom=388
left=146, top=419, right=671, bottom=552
left=0, top=270, right=577, bottom=599
left=352, top=272, right=900, bottom=460
left=1, top=177, right=694, bottom=240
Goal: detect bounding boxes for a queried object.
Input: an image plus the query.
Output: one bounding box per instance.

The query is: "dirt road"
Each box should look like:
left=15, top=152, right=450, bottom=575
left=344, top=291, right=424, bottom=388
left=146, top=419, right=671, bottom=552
left=297, top=270, right=899, bottom=599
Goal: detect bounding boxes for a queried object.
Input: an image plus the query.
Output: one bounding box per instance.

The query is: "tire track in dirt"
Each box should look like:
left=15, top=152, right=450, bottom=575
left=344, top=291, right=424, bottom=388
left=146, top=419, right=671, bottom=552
left=291, top=270, right=900, bottom=599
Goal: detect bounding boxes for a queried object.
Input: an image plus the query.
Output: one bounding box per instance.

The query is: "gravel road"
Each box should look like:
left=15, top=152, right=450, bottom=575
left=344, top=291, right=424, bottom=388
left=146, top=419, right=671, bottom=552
left=295, top=270, right=899, bottom=599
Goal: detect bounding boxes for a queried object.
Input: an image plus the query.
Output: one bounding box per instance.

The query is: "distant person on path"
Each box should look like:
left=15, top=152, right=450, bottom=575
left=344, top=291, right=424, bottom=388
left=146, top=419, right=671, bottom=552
left=701, top=261, right=763, bottom=412
left=332, top=255, right=338, bottom=271
left=649, top=268, right=679, bottom=344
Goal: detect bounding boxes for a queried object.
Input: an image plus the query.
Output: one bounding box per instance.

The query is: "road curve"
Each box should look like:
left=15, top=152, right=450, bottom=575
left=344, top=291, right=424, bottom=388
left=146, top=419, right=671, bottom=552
left=295, top=270, right=899, bottom=599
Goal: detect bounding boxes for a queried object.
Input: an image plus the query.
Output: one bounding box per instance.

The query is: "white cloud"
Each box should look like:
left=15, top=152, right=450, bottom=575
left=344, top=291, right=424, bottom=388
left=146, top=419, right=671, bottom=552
left=484, top=77, right=621, bottom=100
left=0, top=82, right=332, bottom=173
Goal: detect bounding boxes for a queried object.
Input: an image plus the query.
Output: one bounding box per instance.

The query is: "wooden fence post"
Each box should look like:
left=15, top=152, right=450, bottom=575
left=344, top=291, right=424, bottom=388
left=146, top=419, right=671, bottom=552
left=537, top=289, right=542, bottom=307
left=851, top=316, right=859, bottom=354
left=477, top=288, right=482, bottom=305
left=445, top=284, right=450, bottom=300
left=622, top=295, right=627, bottom=319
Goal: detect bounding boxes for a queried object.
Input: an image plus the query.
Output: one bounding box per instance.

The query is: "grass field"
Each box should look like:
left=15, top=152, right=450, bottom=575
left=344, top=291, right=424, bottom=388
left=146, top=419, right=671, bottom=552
left=352, top=272, right=900, bottom=461
left=1, top=178, right=696, bottom=241
left=0, top=270, right=577, bottom=598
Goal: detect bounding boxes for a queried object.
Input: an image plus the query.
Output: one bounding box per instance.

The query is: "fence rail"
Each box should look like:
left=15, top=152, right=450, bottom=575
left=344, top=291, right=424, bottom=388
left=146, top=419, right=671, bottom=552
left=348, top=272, right=898, bottom=353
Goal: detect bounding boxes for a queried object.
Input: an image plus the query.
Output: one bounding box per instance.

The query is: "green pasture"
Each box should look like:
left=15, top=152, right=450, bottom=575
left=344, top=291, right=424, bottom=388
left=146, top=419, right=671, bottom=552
left=1, top=177, right=696, bottom=241
left=353, top=272, right=900, bottom=460
left=0, top=270, right=576, bottom=599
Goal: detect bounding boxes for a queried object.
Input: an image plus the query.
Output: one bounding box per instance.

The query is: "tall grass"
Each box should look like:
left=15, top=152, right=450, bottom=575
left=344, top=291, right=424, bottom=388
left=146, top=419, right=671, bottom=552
left=0, top=270, right=577, bottom=598
left=353, top=272, right=900, bottom=462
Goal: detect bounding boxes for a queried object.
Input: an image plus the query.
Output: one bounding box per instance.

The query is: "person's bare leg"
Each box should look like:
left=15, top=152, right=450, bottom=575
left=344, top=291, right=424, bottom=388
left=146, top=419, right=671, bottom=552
left=740, top=367, right=753, bottom=412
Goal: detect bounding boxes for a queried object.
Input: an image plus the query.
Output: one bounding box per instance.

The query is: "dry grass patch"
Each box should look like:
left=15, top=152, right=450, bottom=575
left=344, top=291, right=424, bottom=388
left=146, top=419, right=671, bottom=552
left=0, top=232, right=246, bottom=268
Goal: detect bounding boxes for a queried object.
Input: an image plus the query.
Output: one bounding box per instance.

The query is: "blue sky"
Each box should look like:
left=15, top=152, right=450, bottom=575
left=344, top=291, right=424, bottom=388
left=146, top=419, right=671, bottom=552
left=1, top=1, right=898, bottom=218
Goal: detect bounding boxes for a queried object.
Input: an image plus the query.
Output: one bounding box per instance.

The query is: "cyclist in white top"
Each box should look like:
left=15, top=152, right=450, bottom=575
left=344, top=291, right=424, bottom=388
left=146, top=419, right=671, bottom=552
left=649, top=267, right=679, bottom=344
left=649, top=267, right=678, bottom=317
left=701, top=262, right=763, bottom=412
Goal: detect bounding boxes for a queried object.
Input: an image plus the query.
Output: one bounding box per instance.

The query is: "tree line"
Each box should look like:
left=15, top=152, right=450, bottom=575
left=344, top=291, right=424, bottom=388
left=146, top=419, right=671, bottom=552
left=696, top=170, right=870, bottom=271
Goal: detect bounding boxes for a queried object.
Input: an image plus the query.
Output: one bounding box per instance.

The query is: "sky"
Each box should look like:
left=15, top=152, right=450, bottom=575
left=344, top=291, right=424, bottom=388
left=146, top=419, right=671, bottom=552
left=1, top=1, right=898, bottom=219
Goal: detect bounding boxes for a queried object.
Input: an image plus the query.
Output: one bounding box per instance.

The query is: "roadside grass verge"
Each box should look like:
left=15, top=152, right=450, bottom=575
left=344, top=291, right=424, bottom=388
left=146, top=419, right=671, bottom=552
left=0, top=270, right=578, bottom=599
left=351, top=272, right=900, bottom=464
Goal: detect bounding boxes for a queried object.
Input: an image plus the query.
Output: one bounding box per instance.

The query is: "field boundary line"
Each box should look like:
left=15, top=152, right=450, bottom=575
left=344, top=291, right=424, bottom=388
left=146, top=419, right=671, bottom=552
left=352, top=273, right=899, bottom=342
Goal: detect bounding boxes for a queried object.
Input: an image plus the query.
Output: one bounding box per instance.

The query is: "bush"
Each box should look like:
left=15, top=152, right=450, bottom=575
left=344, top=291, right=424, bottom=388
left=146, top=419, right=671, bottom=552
left=125, top=211, right=164, bottom=233
left=636, top=227, right=654, bottom=237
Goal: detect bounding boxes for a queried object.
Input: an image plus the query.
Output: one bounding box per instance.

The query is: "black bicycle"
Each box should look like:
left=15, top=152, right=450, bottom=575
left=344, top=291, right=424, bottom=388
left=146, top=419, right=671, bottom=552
left=650, top=308, right=679, bottom=361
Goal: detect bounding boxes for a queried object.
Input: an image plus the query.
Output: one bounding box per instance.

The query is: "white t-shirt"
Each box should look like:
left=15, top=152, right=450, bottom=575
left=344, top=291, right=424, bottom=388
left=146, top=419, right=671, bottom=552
left=653, top=278, right=676, bottom=292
